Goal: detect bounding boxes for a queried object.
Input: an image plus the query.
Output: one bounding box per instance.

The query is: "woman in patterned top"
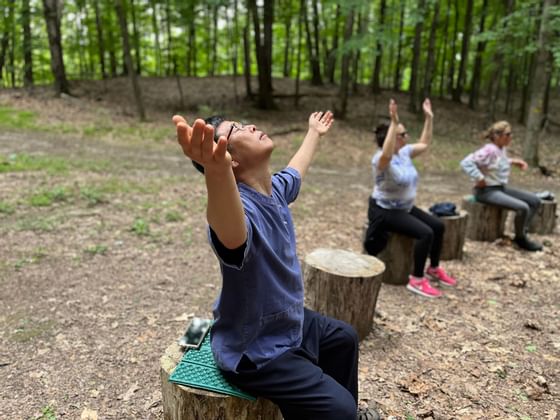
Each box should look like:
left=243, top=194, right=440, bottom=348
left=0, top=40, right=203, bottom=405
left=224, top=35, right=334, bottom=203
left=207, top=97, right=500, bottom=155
left=460, top=121, right=542, bottom=251
left=364, top=98, right=456, bottom=298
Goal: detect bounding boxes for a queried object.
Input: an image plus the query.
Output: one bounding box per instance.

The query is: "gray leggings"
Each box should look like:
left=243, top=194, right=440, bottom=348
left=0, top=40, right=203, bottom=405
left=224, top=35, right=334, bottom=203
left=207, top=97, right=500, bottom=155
left=474, top=185, right=541, bottom=237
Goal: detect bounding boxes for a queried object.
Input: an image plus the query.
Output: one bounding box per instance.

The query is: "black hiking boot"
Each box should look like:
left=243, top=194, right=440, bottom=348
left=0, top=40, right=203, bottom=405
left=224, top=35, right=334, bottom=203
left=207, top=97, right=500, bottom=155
left=514, top=236, right=543, bottom=252
left=357, top=406, right=381, bottom=420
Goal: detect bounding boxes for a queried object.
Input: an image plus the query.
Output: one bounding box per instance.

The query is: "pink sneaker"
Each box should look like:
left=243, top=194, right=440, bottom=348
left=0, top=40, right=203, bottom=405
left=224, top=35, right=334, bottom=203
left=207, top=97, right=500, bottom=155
left=426, top=266, right=457, bottom=287
left=406, top=276, right=442, bottom=298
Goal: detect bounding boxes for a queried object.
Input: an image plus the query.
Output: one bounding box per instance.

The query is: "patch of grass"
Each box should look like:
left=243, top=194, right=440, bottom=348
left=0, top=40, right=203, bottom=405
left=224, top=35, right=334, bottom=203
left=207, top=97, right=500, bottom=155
left=79, top=186, right=107, bottom=207
left=525, top=343, right=537, bottom=353
left=37, top=405, right=57, bottom=420
left=84, top=244, right=108, bottom=256
left=165, top=210, right=183, bottom=222
left=131, top=218, right=150, bottom=236
left=11, top=318, right=56, bottom=343
left=0, top=106, right=38, bottom=129
left=29, top=187, right=70, bottom=207
left=14, top=248, right=48, bottom=271
left=0, top=153, right=68, bottom=174
left=0, top=200, right=14, bottom=214
left=15, top=216, right=60, bottom=232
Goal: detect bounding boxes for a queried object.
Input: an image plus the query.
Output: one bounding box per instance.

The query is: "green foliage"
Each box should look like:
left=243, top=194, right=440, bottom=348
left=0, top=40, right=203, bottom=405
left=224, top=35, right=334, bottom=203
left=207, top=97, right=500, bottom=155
left=0, top=200, right=14, bottom=214
left=0, top=107, right=37, bottom=129
left=165, top=210, right=183, bottom=222
left=131, top=218, right=150, bottom=236
left=84, top=244, right=108, bottom=255
left=80, top=187, right=107, bottom=207
left=29, top=187, right=70, bottom=207
left=0, top=153, right=68, bottom=174
left=38, top=405, right=57, bottom=420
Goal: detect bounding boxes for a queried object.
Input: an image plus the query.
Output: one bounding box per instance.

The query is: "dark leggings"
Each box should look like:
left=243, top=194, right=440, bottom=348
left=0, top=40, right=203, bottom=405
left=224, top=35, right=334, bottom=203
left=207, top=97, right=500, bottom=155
left=221, top=309, right=359, bottom=420
left=379, top=205, right=445, bottom=277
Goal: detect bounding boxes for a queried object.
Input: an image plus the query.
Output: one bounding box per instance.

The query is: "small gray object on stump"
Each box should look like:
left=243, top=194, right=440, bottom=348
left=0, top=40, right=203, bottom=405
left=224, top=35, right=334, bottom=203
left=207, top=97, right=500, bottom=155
left=461, top=195, right=507, bottom=241
left=528, top=200, right=557, bottom=234
left=377, top=233, right=414, bottom=286
left=439, top=210, right=469, bottom=260
left=303, top=248, right=385, bottom=341
left=160, top=343, right=282, bottom=420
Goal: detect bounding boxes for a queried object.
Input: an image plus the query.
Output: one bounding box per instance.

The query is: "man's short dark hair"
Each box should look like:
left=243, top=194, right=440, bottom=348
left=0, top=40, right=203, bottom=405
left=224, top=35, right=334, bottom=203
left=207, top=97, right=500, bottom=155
left=191, top=115, right=225, bottom=174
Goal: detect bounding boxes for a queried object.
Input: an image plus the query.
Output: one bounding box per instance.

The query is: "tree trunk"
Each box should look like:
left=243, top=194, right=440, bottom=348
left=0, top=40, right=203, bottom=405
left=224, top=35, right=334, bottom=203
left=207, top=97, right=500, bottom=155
left=294, top=0, right=304, bottom=107
left=528, top=200, right=557, bottom=234
left=165, top=0, right=173, bottom=75
left=461, top=196, right=507, bottom=241
left=393, top=0, right=405, bottom=91
left=93, top=0, right=107, bottom=79
left=106, top=1, right=118, bottom=77
left=42, top=0, right=70, bottom=95
left=210, top=4, right=218, bottom=76
left=523, top=0, right=553, bottom=166
left=303, top=0, right=322, bottom=85
left=422, top=1, right=440, bottom=100
left=248, top=0, right=275, bottom=109
left=325, top=4, right=340, bottom=84
left=22, top=0, right=33, bottom=87
left=0, top=1, right=13, bottom=85
left=447, top=0, right=459, bottom=97
left=371, top=0, right=386, bottom=94
left=243, top=8, right=252, bottom=99
left=335, top=6, right=354, bottom=119
left=304, top=249, right=385, bottom=341
left=282, top=8, right=292, bottom=77
left=438, top=0, right=450, bottom=97
left=150, top=0, right=161, bottom=75
left=468, top=0, right=488, bottom=110
left=161, top=343, right=282, bottom=420
left=115, top=0, right=146, bottom=121
left=186, top=1, right=197, bottom=77
left=408, top=0, right=425, bottom=113
left=231, top=0, right=239, bottom=101
left=129, top=0, right=142, bottom=75
left=439, top=210, right=468, bottom=260
left=452, top=0, right=473, bottom=103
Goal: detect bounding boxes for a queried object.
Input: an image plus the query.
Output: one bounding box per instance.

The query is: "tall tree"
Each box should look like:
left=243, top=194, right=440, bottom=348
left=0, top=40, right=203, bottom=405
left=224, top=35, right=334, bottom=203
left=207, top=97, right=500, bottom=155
left=452, top=0, right=474, bottom=102
left=0, top=1, right=13, bottom=85
left=42, top=0, right=70, bottom=95
left=325, top=4, right=341, bottom=84
left=150, top=0, right=162, bottom=75
left=93, top=0, right=107, bottom=79
left=129, top=0, right=142, bottom=74
left=393, top=0, right=405, bottom=91
left=371, top=0, right=386, bottom=93
left=447, top=0, right=459, bottom=96
left=22, top=0, right=34, bottom=88
left=422, top=1, right=440, bottom=100
left=303, top=0, right=322, bottom=85
left=248, top=0, right=275, bottom=109
left=336, top=5, right=355, bottom=119
left=408, top=0, right=425, bottom=113
left=523, top=0, right=554, bottom=166
left=114, top=0, right=146, bottom=120
left=468, top=0, right=489, bottom=110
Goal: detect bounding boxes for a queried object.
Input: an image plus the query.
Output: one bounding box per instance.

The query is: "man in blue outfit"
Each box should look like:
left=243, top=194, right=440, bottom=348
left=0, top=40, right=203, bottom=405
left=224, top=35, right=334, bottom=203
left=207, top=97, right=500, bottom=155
left=173, top=111, right=379, bottom=420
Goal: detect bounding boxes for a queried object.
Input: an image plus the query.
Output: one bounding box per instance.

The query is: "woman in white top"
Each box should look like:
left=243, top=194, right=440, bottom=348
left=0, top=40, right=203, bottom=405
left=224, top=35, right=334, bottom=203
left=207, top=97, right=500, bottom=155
left=460, top=121, right=542, bottom=251
left=364, top=98, right=456, bottom=298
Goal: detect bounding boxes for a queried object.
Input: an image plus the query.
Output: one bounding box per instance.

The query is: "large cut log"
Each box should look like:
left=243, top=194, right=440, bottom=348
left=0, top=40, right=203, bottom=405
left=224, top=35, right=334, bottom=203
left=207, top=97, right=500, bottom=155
left=376, top=233, right=414, bottom=286
left=529, top=200, right=557, bottom=234
left=303, top=248, right=385, bottom=340
left=461, top=195, right=507, bottom=241
left=439, top=210, right=469, bottom=260
left=160, top=343, right=282, bottom=420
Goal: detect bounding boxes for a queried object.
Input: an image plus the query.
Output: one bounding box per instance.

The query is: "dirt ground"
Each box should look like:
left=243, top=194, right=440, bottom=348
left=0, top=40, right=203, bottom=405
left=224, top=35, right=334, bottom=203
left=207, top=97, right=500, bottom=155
left=0, top=77, right=559, bottom=420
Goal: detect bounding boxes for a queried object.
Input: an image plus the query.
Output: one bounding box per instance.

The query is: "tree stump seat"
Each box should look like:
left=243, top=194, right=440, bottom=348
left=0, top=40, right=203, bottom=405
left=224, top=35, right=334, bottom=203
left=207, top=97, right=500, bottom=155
left=161, top=343, right=282, bottom=420
left=376, top=233, right=414, bottom=286
left=461, top=195, right=507, bottom=241
left=529, top=200, right=557, bottom=234
left=303, top=248, right=385, bottom=340
left=437, top=209, right=469, bottom=260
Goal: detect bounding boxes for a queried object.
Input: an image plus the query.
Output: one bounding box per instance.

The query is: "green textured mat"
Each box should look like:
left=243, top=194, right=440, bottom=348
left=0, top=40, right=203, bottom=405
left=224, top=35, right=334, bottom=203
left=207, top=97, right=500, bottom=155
left=169, top=330, right=256, bottom=401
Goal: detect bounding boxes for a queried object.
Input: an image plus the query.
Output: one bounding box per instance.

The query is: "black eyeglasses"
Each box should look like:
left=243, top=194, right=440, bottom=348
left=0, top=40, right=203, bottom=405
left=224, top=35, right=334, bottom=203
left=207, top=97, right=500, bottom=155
left=397, top=131, right=408, bottom=138
left=226, top=122, right=245, bottom=141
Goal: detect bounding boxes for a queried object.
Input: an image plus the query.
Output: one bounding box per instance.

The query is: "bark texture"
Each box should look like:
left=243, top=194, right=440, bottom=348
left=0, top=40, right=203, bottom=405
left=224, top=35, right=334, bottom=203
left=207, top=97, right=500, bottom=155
left=528, top=200, right=557, bottom=235
left=439, top=210, right=468, bottom=260
left=461, top=195, right=507, bottom=241
left=304, top=248, right=385, bottom=340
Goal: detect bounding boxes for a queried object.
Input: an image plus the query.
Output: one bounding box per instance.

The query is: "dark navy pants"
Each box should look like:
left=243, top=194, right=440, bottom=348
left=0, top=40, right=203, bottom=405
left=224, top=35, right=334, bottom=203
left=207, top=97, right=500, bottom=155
left=221, top=308, right=359, bottom=420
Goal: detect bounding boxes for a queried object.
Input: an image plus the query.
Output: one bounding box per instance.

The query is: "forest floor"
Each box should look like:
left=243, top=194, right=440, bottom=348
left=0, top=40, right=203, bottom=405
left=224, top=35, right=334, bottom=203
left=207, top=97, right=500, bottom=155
left=0, top=77, right=559, bottom=420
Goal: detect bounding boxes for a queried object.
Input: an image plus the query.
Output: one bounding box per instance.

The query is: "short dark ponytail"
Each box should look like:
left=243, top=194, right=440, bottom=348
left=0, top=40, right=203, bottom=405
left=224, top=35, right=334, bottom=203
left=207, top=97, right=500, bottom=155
left=374, top=123, right=389, bottom=148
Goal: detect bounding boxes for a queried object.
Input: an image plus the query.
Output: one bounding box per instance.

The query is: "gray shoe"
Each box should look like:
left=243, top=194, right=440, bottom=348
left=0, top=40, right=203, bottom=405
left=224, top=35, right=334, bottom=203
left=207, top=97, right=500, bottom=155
left=357, top=406, right=381, bottom=420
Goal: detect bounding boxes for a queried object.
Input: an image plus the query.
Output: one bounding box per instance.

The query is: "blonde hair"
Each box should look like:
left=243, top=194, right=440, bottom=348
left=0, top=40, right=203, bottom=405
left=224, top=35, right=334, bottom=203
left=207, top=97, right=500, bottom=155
left=483, top=121, right=511, bottom=142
